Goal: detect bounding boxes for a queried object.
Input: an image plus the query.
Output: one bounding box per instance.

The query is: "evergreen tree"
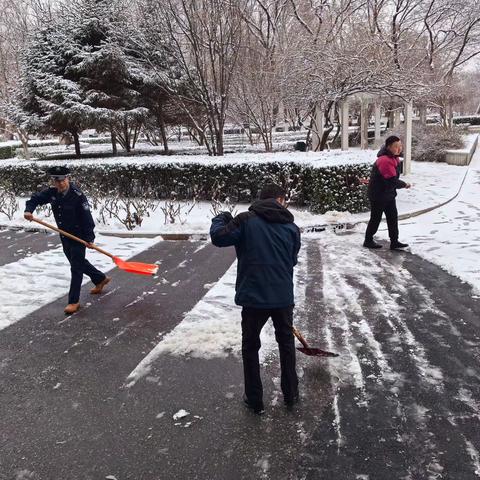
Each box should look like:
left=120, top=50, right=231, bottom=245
left=19, top=23, right=91, bottom=156
left=65, top=0, right=149, bottom=152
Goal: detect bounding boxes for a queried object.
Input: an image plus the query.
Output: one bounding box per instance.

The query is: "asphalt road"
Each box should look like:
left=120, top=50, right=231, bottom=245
left=1, top=231, right=479, bottom=480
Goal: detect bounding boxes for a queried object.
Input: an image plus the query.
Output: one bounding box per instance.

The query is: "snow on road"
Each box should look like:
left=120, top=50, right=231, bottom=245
left=126, top=259, right=278, bottom=386
left=0, top=234, right=160, bottom=330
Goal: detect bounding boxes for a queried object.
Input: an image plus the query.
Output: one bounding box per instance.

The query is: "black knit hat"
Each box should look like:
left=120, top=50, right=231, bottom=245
left=259, top=183, right=286, bottom=200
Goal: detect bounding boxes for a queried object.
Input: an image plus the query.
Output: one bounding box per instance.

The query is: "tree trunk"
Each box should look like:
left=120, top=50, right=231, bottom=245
left=447, top=102, right=454, bottom=130
left=111, top=130, right=117, bottom=155
left=387, top=110, right=395, bottom=129
left=320, top=126, right=333, bottom=151
left=72, top=131, right=81, bottom=157
left=124, top=120, right=131, bottom=153
left=18, top=129, right=30, bottom=160
left=419, top=106, right=427, bottom=125
left=216, top=128, right=224, bottom=156
left=158, top=115, right=169, bottom=153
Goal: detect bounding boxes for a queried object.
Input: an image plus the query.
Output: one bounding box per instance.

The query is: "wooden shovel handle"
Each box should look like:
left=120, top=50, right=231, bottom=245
left=31, top=217, right=114, bottom=259
left=292, top=326, right=310, bottom=349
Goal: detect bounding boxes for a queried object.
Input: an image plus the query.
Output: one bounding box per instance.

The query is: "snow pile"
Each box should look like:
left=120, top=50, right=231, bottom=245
left=172, top=409, right=189, bottom=421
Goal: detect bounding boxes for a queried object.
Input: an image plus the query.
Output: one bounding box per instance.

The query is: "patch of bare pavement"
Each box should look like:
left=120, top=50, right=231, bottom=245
left=1, top=233, right=480, bottom=480
left=0, top=229, right=60, bottom=267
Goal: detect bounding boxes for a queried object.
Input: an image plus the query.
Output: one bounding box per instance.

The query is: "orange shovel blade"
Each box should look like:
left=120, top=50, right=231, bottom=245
left=113, top=256, right=158, bottom=276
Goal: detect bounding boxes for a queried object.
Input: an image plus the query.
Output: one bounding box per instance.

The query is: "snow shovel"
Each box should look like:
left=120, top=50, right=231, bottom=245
left=292, top=326, right=339, bottom=358
left=31, top=217, right=158, bottom=276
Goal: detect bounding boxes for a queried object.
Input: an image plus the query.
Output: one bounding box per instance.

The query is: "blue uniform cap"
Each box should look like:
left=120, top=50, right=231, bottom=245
left=48, top=165, right=70, bottom=180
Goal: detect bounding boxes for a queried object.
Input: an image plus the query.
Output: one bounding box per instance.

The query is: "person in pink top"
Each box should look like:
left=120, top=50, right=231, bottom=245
left=363, top=135, right=411, bottom=250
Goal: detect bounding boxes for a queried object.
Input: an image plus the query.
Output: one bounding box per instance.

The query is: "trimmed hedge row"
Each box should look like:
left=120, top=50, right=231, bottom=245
left=0, top=161, right=372, bottom=213
left=453, top=116, right=480, bottom=126
left=0, top=145, right=14, bottom=160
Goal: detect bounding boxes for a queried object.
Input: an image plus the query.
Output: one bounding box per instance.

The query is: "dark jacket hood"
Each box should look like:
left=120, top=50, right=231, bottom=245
left=249, top=198, right=294, bottom=224
left=377, top=145, right=397, bottom=158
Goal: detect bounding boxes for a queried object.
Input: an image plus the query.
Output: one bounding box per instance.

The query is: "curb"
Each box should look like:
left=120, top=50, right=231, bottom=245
left=0, top=224, right=209, bottom=241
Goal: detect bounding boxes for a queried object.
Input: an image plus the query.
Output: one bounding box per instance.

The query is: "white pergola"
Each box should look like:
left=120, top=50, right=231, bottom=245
left=311, top=94, right=413, bottom=174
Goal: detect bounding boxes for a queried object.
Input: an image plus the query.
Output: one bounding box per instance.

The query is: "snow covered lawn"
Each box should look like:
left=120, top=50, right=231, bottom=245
left=0, top=146, right=375, bottom=168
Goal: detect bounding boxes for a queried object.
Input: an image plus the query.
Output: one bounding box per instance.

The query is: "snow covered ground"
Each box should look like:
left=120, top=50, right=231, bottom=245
left=2, top=143, right=479, bottom=478
left=124, top=150, right=480, bottom=387
left=1, top=146, right=375, bottom=168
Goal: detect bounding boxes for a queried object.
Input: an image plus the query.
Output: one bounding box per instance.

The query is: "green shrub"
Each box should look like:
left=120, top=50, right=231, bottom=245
left=0, top=160, right=372, bottom=214
left=453, top=115, right=480, bottom=126
left=0, top=145, right=14, bottom=160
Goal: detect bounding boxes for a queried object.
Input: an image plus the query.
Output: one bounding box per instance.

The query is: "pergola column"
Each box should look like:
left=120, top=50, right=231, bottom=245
left=311, top=103, right=324, bottom=151
left=374, top=103, right=382, bottom=147
left=360, top=99, right=369, bottom=150
left=393, top=108, right=402, bottom=128
left=340, top=100, right=349, bottom=151
left=404, top=100, right=413, bottom=175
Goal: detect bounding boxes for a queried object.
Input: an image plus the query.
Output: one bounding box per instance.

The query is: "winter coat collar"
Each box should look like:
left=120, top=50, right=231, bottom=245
left=377, top=146, right=399, bottom=159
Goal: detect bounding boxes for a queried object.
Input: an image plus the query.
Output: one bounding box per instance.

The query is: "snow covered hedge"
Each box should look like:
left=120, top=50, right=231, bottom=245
left=452, top=115, right=480, bottom=126
left=0, top=145, right=14, bottom=160
left=0, top=161, right=371, bottom=213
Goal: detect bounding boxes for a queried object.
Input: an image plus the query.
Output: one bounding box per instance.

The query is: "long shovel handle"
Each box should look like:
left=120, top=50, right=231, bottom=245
left=292, top=326, right=310, bottom=349
left=31, top=217, right=114, bottom=259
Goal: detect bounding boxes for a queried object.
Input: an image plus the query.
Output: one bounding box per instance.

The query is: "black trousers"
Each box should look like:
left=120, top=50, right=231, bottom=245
left=61, top=237, right=106, bottom=304
left=365, top=199, right=399, bottom=242
left=241, top=306, right=298, bottom=407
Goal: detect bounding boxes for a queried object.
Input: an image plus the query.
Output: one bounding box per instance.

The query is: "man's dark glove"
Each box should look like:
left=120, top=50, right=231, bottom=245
left=216, top=211, right=234, bottom=223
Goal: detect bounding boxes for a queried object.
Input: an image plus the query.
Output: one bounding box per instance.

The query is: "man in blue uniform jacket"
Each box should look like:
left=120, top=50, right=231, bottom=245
left=24, top=166, right=110, bottom=314
left=210, top=183, right=301, bottom=414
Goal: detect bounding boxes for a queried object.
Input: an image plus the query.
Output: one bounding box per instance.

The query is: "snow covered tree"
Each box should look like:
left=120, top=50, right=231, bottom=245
left=229, top=0, right=293, bottom=152
left=133, top=0, right=247, bottom=156
left=64, top=0, right=151, bottom=152
left=0, top=0, right=55, bottom=146
left=17, top=22, right=91, bottom=157
left=113, top=3, right=187, bottom=153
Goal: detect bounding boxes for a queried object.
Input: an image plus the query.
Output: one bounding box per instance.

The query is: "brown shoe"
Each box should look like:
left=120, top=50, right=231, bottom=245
left=90, top=277, right=111, bottom=294
left=64, top=303, right=80, bottom=314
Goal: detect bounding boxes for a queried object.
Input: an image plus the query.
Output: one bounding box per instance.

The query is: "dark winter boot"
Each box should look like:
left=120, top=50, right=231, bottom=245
left=284, top=391, right=300, bottom=411
left=363, top=239, right=382, bottom=249
left=390, top=241, right=409, bottom=250
left=243, top=395, right=265, bottom=415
